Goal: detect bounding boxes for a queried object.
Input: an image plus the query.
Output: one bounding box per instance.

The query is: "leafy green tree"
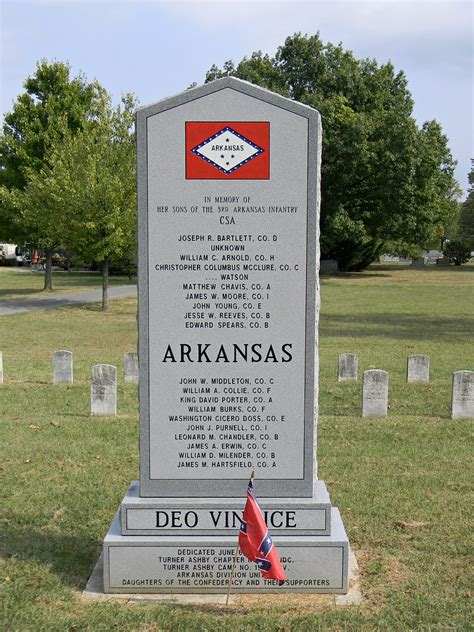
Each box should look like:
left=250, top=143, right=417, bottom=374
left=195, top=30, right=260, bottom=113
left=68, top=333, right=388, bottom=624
left=14, top=92, right=137, bottom=309
left=0, top=59, right=105, bottom=288
left=443, top=240, right=472, bottom=265
left=206, top=34, right=459, bottom=270
left=457, top=161, right=474, bottom=250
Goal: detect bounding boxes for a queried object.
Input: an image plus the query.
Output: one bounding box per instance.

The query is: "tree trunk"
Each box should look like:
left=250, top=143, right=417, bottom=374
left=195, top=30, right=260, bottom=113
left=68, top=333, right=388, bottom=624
left=67, top=249, right=72, bottom=274
left=43, top=249, right=53, bottom=291
left=102, top=256, right=109, bottom=310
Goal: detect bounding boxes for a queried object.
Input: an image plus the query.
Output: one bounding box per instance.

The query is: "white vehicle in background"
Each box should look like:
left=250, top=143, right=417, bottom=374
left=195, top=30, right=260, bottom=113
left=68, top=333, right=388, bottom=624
left=0, top=244, right=31, bottom=266
left=0, top=243, right=17, bottom=263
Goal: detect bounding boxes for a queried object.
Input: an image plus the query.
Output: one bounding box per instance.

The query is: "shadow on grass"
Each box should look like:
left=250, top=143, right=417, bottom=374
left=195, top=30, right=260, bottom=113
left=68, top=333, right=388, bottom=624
left=0, top=289, right=46, bottom=298
left=320, top=312, right=474, bottom=341
left=1, top=524, right=99, bottom=589
left=320, top=272, right=393, bottom=282
left=320, top=265, right=474, bottom=282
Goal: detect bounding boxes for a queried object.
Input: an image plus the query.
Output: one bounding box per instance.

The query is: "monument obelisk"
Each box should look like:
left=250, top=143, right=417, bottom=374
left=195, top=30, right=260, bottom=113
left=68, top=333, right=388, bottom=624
left=102, top=77, right=350, bottom=594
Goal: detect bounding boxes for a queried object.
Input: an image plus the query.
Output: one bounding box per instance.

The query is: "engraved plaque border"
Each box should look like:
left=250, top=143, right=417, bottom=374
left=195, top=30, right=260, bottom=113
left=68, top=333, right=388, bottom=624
left=106, top=544, right=345, bottom=592
left=122, top=506, right=329, bottom=536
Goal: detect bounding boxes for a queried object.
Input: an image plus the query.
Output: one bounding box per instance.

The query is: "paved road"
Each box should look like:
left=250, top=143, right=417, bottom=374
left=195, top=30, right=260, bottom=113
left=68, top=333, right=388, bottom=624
left=0, top=285, right=137, bottom=316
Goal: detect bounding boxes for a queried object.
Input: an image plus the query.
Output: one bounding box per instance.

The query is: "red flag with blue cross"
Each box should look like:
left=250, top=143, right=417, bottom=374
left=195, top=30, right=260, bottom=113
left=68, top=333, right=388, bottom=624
left=238, top=476, right=287, bottom=585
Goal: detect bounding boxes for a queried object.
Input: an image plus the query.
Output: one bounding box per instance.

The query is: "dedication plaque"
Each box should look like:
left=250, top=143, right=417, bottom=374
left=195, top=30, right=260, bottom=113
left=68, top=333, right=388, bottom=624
left=101, top=78, right=350, bottom=594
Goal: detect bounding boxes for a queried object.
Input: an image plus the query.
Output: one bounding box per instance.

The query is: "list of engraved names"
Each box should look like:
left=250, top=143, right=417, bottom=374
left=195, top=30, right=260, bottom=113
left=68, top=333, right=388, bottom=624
left=148, top=190, right=308, bottom=480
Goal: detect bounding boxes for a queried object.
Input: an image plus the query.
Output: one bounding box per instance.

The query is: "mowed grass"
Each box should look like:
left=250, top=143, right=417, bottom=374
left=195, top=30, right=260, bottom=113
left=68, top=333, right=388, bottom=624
left=0, top=268, right=134, bottom=300
left=1, top=265, right=473, bottom=631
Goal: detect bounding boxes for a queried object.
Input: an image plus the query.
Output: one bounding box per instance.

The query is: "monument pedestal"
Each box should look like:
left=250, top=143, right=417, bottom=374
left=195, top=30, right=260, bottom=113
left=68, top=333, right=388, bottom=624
left=103, top=499, right=349, bottom=594
left=97, top=77, right=352, bottom=597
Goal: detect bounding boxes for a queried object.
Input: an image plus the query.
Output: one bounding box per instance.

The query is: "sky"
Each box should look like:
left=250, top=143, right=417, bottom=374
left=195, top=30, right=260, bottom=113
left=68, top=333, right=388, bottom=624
left=1, top=0, right=472, bottom=192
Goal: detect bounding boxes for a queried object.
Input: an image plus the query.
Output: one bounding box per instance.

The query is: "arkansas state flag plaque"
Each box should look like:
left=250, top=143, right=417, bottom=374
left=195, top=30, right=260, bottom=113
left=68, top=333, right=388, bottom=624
left=185, top=121, right=270, bottom=180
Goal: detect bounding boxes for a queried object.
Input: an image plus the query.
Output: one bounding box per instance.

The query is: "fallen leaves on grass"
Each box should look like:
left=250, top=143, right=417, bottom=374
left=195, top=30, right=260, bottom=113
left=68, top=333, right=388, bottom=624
left=29, top=424, right=41, bottom=430
left=52, top=508, right=65, bottom=520
left=24, top=459, right=32, bottom=464
left=394, top=519, right=428, bottom=529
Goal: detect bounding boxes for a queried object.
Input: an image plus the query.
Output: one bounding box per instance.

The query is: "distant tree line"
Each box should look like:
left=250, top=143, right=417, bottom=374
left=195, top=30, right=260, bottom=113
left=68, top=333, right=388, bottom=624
left=206, top=33, right=467, bottom=270
left=0, top=60, right=136, bottom=308
left=0, top=36, right=471, bottom=306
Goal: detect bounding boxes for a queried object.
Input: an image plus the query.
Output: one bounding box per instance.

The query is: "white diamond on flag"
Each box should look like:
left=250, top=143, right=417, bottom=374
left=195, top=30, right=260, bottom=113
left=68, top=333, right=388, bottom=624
left=191, top=126, right=264, bottom=174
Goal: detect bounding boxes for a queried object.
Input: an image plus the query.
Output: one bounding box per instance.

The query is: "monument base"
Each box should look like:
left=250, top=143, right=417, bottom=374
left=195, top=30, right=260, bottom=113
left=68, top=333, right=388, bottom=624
left=102, top=507, right=349, bottom=594
left=119, top=480, right=332, bottom=536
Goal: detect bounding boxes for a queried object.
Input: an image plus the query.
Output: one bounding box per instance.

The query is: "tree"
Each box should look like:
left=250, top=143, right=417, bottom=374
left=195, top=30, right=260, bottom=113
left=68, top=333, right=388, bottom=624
left=443, top=240, right=471, bottom=265
left=206, top=34, right=459, bottom=270
left=0, top=59, right=105, bottom=288
left=14, top=92, right=137, bottom=309
left=457, top=160, right=474, bottom=250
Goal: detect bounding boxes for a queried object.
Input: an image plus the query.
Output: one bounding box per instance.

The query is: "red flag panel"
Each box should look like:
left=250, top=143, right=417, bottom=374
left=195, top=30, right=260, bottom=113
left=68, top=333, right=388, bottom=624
left=186, top=122, right=270, bottom=180
left=238, top=479, right=287, bottom=584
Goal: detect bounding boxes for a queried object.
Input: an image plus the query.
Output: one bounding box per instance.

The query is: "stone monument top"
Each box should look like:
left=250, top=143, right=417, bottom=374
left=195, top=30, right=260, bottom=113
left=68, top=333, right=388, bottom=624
left=136, top=76, right=321, bottom=499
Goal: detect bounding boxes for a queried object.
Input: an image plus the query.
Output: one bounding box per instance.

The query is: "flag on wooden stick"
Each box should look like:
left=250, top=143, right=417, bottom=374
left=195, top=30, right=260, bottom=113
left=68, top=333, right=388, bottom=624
left=238, top=475, right=287, bottom=585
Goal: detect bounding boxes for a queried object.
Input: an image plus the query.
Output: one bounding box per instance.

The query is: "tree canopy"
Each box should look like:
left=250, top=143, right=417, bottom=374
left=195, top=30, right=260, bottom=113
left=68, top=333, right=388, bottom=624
left=0, top=60, right=136, bottom=301
left=206, top=33, right=459, bottom=270
left=457, top=161, right=474, bottom=250
left=0, top=59, right=106, bottom=252
left=2, top=91, right=137, bottom=306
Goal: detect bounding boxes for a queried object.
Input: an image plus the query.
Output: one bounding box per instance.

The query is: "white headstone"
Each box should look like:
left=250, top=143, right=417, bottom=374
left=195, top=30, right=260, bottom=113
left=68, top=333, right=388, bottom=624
left=362, top=369, right=388, bottom=417
left=407, top=355, right=430, bottom=382
left=451, top=371, right=474, bottom=419
left=91, top=364, right=117, bottom=416
left=52, top=350, right=73, bottom=384
left=124, top=352, right=139, bottom=383
left=338, top=353, right=358, bottom=381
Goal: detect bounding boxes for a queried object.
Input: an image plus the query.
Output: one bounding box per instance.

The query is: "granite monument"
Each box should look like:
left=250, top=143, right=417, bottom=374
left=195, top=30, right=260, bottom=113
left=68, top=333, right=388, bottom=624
left=101, top=77, right=350, bottom=594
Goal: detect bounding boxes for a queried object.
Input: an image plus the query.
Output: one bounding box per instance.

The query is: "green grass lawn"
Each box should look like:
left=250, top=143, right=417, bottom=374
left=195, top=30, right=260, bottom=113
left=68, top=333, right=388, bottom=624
left=1, top=265, right=473, bottom=630
left=0, top=268, right=135, bottom=300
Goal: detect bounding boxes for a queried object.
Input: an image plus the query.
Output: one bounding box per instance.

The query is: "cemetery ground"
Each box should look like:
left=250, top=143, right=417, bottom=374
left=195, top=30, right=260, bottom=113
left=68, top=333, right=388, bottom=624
left=1, top=265, right=472, bottom=631
left=0, top=268, right=133, bottom=301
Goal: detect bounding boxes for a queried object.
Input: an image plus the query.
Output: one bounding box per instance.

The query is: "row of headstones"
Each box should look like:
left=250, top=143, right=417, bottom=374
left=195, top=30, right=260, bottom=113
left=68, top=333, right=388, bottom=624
left=46, top=350, right=139, bottom=385
left=1, top=351, right=472, bottom=419
left=339, top=353, right=433, bottom=383
left=0, top=351, right=138, bottom=416
left=337, top=353, right=473, bottom=419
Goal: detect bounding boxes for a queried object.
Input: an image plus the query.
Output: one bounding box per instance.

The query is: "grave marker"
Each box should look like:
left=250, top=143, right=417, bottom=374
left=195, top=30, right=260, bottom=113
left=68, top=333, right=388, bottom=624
left=100, top=77, right=350, bottom=594
left=362, top=369, right=388, bottom=417
left=338, top=353, right=358, bottom=381
left=52, top=350, right=73, bottom=384
left=407, top=355, right=430, bottom=382
left=91, top=364, right=117, bottom=416
left=451, top=371, right=474, bottom=419
left=124, top=352, right=139, bottom=383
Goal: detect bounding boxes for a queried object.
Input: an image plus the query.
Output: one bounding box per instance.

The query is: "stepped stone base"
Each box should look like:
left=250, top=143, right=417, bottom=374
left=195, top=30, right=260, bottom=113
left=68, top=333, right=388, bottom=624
left=102, top=507, right=349, bottom=594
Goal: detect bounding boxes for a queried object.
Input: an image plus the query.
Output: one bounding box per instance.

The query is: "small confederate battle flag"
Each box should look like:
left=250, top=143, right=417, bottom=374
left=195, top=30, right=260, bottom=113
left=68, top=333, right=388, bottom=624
left=239, top=477, right=287, bottom=585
